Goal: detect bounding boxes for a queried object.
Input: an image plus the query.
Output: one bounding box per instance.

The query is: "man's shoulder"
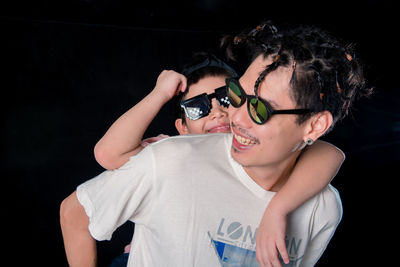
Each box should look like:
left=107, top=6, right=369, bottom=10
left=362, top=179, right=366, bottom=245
left=313, top=184, right=343, bottom=224
left=150, top=133, right=231, bottom=151
left=139, top=133, right=231, bottom=165
left=164, top=132, right=230, bottom=143
left=291, top=184, right=342, bottom=227
left=320, top=184, right=342, bottom=209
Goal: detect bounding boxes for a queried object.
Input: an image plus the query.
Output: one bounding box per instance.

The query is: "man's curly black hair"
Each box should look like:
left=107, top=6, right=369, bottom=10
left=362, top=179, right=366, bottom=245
left=222, top=21, right=373, bottom=132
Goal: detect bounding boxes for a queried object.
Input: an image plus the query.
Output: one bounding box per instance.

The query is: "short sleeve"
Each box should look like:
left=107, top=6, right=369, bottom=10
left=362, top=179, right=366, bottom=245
left=76, top=147, right=155, bottom=241
left=301, top=185, right=343, bottom=265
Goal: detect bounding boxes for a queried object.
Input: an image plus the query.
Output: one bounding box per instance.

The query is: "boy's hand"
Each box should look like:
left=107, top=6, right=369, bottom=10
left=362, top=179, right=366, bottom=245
left=153, top=70, right=187, bottom=103
left=256, top=207, right=290, bottom=267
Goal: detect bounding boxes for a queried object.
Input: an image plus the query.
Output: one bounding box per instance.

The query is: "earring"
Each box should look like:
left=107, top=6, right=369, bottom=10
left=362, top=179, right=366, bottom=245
left=305, top=138, right=314, bottom=146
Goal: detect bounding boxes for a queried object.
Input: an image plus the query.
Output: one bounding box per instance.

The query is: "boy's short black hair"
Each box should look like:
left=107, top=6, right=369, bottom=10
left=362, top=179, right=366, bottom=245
left=178, top=52, right=237, bottom=122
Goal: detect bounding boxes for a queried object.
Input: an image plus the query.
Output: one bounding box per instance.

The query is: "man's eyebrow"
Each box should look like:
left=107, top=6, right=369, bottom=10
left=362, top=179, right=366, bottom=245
left=259, top=95, right=280, bottom=109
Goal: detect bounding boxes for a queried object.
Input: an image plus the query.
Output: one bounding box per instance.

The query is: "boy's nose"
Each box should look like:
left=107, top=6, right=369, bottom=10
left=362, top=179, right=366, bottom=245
left=209, top=99, right=228, bottom=119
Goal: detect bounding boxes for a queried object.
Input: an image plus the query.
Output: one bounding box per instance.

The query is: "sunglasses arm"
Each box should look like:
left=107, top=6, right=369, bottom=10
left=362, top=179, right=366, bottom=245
left=271, top=109, right=310, bottom=115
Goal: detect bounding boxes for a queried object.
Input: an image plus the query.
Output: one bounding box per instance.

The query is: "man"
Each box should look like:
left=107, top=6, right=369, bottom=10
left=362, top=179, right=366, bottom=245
left=60, top=22, right=371, bottom=267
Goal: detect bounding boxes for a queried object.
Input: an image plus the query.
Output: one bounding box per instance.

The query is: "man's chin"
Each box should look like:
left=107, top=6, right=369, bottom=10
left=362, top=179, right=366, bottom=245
left=230, top=147, right=249, bottom=167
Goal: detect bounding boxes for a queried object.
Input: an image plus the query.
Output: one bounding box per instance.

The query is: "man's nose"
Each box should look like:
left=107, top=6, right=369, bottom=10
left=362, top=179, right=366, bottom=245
left=229, top=100, right=253, bottom=128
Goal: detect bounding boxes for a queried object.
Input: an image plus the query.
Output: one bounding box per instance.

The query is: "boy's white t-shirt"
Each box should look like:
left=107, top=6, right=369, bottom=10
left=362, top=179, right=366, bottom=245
left=77, top=133, right=342, bottom=266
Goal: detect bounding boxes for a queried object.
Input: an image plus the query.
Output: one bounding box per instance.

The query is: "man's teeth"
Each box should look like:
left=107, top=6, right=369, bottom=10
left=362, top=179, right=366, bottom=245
left=234, top=134, right=255, bottom=145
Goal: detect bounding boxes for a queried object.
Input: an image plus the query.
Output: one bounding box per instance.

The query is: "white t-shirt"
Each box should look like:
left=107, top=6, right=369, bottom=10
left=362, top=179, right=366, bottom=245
left=77, top=133, right=342, bottom=266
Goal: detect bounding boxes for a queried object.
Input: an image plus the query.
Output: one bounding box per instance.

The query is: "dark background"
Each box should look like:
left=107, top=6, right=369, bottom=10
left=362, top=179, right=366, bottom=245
left=2, top=0, right=398, bottom=266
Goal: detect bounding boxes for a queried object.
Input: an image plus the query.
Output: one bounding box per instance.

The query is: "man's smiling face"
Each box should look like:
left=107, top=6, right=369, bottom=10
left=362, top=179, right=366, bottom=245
left=229, top=55, right=309, bottom=173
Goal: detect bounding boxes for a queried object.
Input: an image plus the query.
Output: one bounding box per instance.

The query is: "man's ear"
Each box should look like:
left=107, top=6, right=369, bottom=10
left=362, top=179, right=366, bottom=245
left=303, top=111, right=333, bottom=142
left=175, top=118, right=190, bottom=135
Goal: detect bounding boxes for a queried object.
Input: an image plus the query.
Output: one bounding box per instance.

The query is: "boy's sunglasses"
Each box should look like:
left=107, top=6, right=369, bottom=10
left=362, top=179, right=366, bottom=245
left=180, top=86, right=230, bottom=120
left=226, top=78, right=311, bottom=125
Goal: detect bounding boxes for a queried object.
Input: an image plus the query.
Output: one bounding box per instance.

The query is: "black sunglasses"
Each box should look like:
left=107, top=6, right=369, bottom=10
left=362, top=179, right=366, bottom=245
left=180, top=86, right=230, bottom=120
left=226, top=78, right=310, bottom=124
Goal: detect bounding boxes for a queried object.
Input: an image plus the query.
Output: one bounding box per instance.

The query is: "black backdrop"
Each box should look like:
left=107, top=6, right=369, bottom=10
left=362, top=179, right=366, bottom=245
left=2, top=1, right=398, bottom=266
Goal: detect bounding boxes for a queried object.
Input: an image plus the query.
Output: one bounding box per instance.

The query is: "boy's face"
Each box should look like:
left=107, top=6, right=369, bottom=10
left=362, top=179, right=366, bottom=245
left=229, top=55, right=309, bottom=170
left=175, top=75, right=231, bottom=134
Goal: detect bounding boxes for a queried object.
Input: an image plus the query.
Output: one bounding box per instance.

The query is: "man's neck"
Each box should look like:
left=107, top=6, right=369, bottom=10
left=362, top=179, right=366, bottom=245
left=243, top=151, right=301, bottom=192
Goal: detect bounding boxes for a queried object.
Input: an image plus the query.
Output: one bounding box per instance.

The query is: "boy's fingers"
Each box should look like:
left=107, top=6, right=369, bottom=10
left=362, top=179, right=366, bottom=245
left=256, top=239, right=283, bottom=267
left=268, top=243, right=282, bottom=267
left=174, top=77, right=186, bottom=95
left=277, top=238, right=289, bottom=264
left=179, top=77, right=187, bottom=93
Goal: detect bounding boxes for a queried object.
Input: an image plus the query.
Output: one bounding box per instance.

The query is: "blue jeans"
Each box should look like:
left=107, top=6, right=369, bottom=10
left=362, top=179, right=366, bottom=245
left=109, top=253, right=129, bottom=267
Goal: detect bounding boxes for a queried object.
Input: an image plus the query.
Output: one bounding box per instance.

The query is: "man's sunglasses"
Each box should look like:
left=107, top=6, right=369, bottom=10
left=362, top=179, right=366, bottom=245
left=180, top=86, right=230, bottom=120
left=226, top=78, right=310, bottom=125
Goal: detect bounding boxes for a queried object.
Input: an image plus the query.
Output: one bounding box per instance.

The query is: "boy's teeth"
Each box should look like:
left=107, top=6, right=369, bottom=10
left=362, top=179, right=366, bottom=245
left=234, top=134, right=254, bottom=145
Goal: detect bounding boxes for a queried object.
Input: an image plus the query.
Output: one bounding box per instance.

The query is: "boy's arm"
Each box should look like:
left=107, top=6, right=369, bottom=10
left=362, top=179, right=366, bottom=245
left=60, top=191, right=97, bottom=267
left=94, top=70, right=186, bottom=170
left=255, top=140, right=344, bottom=267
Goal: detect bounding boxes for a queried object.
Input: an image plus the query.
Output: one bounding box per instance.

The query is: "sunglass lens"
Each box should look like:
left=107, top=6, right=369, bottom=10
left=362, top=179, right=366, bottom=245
left=215, top=88, right=230, bottom=108
left=181, top=95, right=210, bottom=120
left=218, top=96, right=230, bottom=108
left=248, top=98, right=268, bottom=124
left=227, top=80, right=244, bottom=107
left=184, top=107, right=205, bottom=120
